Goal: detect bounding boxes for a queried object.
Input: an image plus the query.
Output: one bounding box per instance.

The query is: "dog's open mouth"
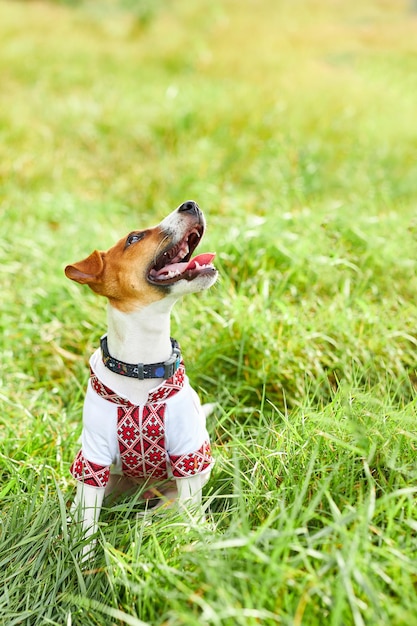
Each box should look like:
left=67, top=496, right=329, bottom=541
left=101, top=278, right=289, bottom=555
left=148, top=226, right=216, bottom=286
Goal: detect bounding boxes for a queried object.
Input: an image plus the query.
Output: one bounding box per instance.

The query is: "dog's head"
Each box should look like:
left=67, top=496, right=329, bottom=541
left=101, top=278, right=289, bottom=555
left=65, top=201, right=218, bottom=312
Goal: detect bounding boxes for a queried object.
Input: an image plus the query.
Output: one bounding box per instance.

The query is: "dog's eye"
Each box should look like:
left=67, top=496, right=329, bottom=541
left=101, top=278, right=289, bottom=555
left=125, top=232, right=145, bottom=248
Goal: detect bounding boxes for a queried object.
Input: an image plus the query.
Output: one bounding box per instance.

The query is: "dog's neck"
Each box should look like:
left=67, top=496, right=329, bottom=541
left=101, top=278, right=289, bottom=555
left=106, top=299, right=175, bottom=364
left=93, top=297, right=178, bottom=405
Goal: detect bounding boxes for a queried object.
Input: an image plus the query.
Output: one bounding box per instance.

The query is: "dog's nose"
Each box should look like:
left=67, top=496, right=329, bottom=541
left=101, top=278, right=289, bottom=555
left=178, top=200, right=200, bottom=216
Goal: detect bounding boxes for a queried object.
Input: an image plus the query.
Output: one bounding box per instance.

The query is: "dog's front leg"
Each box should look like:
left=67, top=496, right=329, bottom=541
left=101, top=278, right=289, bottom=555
left=71, top=482, right=105, bottom=561
left=176, top=473, right=210, bottom=520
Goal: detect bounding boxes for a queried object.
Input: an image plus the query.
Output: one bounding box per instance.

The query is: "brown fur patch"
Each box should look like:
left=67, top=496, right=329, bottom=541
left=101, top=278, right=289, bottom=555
left=65, top=225, right=169, bottom=312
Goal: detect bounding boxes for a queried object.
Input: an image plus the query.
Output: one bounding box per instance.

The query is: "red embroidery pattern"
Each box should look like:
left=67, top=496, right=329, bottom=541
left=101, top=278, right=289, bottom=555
left=170, top=441, right=213, bottom=477
left=70, top=450, right=110, bottom=488
left=117, top=404, right=168, bottom=479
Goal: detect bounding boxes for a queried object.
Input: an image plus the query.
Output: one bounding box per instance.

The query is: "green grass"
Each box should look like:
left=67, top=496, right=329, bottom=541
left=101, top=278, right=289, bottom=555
left=1, top=0, right=417, bottom=623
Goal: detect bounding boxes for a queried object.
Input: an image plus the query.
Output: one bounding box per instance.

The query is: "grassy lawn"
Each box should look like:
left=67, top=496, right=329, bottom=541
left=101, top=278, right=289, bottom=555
left=1, top=0, right=417, bottom=623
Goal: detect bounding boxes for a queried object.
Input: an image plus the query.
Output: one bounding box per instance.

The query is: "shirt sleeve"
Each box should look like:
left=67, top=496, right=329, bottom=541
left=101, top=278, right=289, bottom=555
left=70, top=449, right=110, bottom=488
left=79, top=380, right=119, bottom=468
left=165, top=380, right=214, bottom=477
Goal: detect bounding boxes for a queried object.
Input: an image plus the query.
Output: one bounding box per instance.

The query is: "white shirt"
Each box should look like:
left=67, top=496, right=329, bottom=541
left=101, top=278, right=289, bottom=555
left=70, top=355, right=213, bottom=487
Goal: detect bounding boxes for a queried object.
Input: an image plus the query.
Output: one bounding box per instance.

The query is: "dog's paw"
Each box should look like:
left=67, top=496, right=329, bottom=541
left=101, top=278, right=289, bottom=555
left=202, top=402, right=217, bottom=419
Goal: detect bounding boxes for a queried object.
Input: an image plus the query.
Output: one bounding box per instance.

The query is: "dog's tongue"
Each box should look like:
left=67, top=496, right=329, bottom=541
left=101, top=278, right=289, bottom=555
left=156, top=252, right=216, bottom=277
left=185, top=252, right=216, bottom=271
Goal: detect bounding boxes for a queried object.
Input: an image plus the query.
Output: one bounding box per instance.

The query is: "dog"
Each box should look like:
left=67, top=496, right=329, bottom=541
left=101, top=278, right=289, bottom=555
left=65, top=201, right=218, bottom=558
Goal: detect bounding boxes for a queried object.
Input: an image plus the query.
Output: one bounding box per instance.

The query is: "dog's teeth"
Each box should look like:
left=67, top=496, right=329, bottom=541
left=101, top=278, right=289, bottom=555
left=159, top=269, right=181, bottom=280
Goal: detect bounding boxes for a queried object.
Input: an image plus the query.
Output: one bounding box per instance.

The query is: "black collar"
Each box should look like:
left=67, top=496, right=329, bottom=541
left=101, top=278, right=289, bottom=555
left=100, top=335, right=181, bottom=380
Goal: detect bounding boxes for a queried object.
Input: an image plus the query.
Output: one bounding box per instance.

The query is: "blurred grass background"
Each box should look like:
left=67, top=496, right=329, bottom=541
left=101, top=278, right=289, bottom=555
left=1, top=1, right=417, bottom=624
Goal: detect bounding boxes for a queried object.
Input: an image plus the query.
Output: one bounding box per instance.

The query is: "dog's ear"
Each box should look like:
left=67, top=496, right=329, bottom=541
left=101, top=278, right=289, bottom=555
left=65, top=250, right=105, bottom=285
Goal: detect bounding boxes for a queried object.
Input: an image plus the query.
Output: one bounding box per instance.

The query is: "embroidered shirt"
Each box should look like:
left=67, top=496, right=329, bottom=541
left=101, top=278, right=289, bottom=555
left=70, top=352, right=213, bottom=489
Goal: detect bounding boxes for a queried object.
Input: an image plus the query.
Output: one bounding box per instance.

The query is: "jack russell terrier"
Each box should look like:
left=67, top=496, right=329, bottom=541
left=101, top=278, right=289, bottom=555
left=65, top=201, right=218, bottom=557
